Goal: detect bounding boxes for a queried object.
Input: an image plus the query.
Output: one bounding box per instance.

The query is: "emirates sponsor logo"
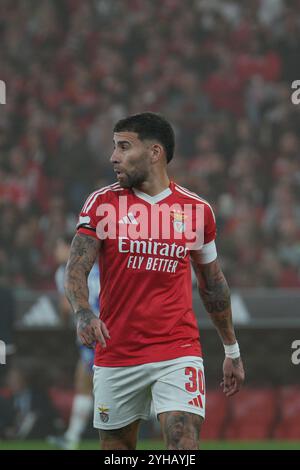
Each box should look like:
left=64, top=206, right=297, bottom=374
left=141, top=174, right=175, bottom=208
left=118, top=237, right=189, bottom=272
left=118, top=237, right=189, bottom=259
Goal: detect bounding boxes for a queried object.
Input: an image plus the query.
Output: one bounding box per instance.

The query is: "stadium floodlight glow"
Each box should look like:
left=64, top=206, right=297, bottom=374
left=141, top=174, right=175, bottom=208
left=0, top=340, right=6, bottom=365
left=0, top=80, right=6, bottom=104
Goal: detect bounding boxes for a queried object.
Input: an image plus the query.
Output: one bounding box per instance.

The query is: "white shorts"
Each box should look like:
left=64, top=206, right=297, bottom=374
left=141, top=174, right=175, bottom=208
left=93, top=356, right=205, bottom=430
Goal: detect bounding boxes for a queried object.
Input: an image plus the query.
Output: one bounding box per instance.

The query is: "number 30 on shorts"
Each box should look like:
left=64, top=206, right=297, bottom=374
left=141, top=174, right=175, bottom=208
left=185, top=367, right=205, bottom=394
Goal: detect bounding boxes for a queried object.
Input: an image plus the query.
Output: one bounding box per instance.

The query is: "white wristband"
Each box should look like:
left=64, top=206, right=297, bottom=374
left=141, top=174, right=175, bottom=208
left=224, top=342, right=240, bottom=359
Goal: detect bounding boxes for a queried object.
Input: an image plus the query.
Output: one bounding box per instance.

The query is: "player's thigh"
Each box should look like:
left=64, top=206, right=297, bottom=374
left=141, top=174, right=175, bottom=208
left=93, top=365, right=152, bottom=441
left=152, top=357, right=205, bottom=449
left=99, top=419, right=141, bottom=450
left=159, top=411, right=203, bottom=450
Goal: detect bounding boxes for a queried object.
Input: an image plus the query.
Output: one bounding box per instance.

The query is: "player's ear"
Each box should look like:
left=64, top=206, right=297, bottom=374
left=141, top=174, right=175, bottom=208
left=151, top=143, right=163, bottom=163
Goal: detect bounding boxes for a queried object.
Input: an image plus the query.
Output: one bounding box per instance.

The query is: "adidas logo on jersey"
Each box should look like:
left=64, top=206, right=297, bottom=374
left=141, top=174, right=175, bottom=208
left=118, top=213, right=138, bottom=225
left=188, top=395, right=203, bottom=408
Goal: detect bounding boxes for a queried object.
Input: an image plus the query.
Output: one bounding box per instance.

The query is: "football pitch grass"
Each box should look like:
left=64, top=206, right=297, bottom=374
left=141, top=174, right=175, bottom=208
left=0, top=440, right=299, bottom=450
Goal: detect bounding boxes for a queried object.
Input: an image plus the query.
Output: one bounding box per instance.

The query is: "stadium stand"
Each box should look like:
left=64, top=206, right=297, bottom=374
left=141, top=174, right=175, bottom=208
left=48, top=387, right=75, bottom=425
left=201, top=389, right=228, bottom=439
left=224, top=388, right=277, bottom=440
left=0, top=0, right=300, bottom=290
left=273, top=385, right=300, bottom=440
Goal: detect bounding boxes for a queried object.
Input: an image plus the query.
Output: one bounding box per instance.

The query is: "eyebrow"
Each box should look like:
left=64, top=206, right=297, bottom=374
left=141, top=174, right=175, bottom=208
left=113, top=140, right=131, bottom=146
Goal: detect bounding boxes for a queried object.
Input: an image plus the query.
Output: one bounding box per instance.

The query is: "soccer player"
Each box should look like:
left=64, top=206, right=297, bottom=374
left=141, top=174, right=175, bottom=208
left=64, top=112, right=245, bottom=450
left=51, top=235, right=100, bottom=449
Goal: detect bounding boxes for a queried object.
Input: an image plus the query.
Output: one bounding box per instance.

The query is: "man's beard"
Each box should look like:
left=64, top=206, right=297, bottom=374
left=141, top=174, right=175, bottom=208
left=119, top=169, right=148, bottom=189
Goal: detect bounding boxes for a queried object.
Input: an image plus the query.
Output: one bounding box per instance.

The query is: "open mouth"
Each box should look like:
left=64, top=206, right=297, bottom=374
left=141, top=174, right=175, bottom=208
left=114, top=169, right=124, bottom=178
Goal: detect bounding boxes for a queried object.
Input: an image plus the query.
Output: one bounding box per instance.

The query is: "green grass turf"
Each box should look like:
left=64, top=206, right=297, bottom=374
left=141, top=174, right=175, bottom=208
left=0, top=440, right=299, bottom=450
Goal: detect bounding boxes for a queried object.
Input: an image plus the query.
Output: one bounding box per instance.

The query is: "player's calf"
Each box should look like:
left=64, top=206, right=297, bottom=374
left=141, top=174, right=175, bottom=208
left=159, top=411, right=203, bottom=450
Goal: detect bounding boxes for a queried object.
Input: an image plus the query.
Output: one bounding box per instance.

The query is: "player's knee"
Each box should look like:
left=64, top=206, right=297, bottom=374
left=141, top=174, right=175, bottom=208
left=161, top=411, right=202, bottom=450
left=166, top=418, right=185, bottom=445
left=99, top=428, right=137, bottom=450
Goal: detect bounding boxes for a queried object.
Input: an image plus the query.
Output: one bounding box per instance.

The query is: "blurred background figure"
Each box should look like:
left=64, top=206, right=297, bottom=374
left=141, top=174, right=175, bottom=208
left=48, top=235, right=100, bottom=450
left=0, top=360, right=58, bottom=439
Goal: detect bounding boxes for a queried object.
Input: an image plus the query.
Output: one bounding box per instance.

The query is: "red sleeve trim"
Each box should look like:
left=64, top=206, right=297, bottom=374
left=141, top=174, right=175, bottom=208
left=77, top=227, right=98, bottom=239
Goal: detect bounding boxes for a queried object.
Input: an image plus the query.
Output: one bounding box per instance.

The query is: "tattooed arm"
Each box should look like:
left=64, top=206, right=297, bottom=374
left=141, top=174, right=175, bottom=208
left=190, top=253, right=245, bottom=396
left=64, top=233, right=110, bottom=348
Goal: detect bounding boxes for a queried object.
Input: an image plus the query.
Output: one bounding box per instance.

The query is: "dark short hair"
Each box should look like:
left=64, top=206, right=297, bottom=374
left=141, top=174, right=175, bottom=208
left=113, top=112, right=175, bottom=163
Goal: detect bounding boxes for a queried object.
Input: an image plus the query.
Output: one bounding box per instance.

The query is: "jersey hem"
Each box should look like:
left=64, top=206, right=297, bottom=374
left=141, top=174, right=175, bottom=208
left=94, top=351, right=203, bottom=368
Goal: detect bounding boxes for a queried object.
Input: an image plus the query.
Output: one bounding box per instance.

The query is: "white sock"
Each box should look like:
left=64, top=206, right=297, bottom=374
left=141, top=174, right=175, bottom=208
left=64, top=394, right=93, bottom=444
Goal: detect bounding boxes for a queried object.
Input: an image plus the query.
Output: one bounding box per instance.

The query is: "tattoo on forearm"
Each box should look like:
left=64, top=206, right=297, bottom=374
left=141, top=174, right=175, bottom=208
left=191, top=257, right=235, bottom=343
left=76, top=308, right=95, bottom=328
left=192, top=259, right=231, bottom=313
left=64, top=234, right=100, bottom=313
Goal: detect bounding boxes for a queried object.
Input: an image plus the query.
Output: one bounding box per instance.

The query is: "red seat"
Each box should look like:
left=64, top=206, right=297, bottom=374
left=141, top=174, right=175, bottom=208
left=273, top=386, right=300, bottom=439
left=201, top=390, right=228, bottom=439
left=48, top=386, right=75, bottom=424
left=230, top=423, right=273, bottom=440
left=0, top=387, right=11, bottom=399
left=224, top=388, right=276, bottom=440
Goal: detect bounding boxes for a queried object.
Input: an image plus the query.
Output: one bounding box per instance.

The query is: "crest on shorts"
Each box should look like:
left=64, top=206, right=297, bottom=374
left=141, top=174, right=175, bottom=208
left=170, top=210, right=187, bottom=233
left=98, top=404, right=110, bottom=423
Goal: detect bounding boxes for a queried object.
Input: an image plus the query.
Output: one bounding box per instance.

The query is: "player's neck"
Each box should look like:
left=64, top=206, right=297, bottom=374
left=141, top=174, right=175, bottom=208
left=133, top=173, right=170, bottom=197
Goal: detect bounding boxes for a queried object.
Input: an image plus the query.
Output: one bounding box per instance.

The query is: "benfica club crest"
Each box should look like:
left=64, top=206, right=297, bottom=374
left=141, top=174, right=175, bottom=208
left=98, top=404, right=110, bottom=423
left=170, top=210, right=187, bottom=233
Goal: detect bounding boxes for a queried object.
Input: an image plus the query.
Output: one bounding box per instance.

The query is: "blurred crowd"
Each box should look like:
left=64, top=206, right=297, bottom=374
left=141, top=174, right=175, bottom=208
left=1, top=0, right=300, bottom=289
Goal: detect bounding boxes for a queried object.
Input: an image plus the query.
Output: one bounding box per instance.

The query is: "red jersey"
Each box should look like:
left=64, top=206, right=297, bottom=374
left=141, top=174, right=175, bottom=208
left=77, top=181, right=216, bottom=366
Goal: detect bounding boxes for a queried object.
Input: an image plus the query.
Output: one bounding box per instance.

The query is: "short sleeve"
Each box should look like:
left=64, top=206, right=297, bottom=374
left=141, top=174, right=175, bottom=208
left=195, top=203, right=217, bottom=263
left=76, top=191, right=101, bottom=239
left=204, top=203, right=216, bottom=244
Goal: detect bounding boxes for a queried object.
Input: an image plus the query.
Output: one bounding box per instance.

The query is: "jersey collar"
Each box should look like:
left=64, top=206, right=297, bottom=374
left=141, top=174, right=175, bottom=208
left=132, top=183, right=173, bottom=205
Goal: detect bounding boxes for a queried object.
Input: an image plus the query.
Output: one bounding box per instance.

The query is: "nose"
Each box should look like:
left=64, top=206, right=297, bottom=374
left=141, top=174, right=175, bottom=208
left=110, top=149, right=120, bottom=164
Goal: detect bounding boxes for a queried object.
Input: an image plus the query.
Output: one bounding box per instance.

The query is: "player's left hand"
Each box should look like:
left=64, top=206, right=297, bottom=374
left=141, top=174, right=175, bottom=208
left=220, top=356, right=245, bottom=397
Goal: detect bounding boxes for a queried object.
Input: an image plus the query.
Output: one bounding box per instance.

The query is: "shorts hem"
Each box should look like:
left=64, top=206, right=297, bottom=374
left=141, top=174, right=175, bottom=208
left=93, top=414, right=150, bottom=430
left=155, top=406, right=205, bottom=419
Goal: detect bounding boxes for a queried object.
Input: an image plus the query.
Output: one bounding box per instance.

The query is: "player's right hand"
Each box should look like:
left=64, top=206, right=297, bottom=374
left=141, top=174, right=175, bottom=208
left=75, top=308, right=110, bottom=349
